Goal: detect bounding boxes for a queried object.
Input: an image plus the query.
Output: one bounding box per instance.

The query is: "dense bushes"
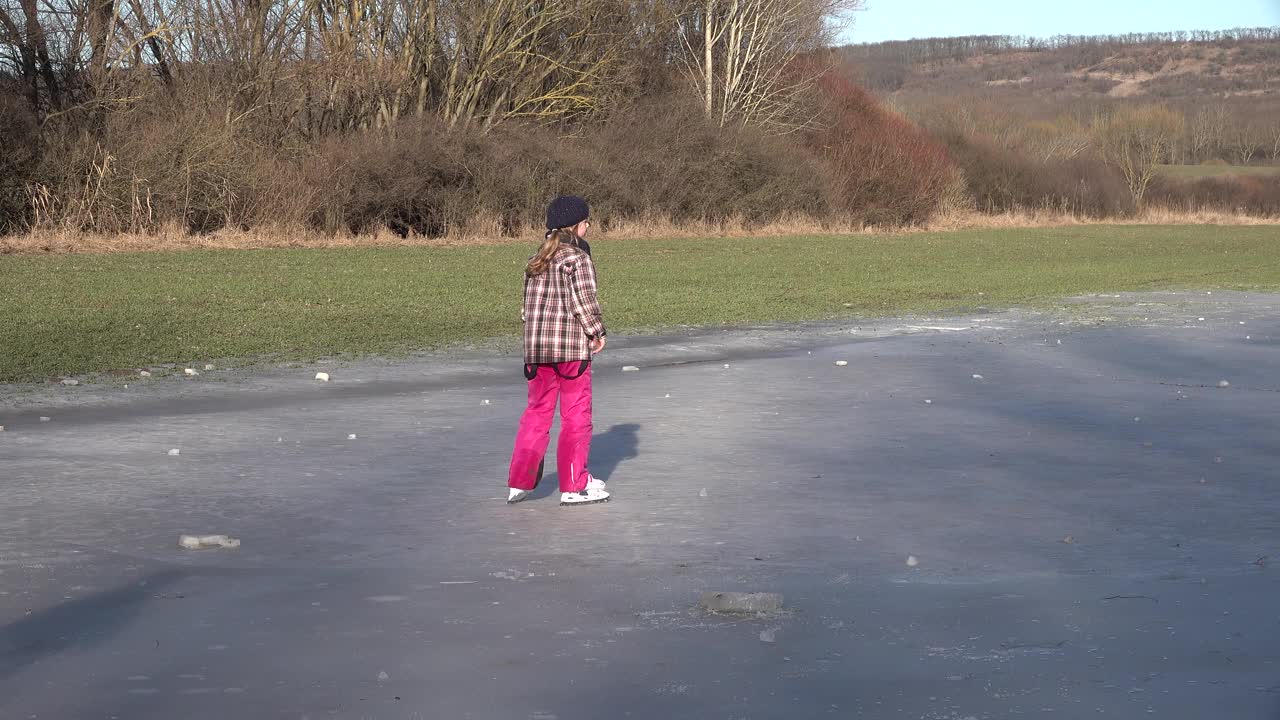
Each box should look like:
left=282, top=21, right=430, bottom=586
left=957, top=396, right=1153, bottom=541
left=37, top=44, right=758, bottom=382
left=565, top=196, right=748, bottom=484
left=295, top=98, right=837, bottom=236
left=3, top=59, right=1277, bottom=238
left=314, top=80, right=962, bottom=235
left=940, top=127, right=1280, bottom=217
left=939, top=131, right=1133, bottom=216
left=0, top=92, right=39, bottom=233
left=6, top=76, right=967, bottom=237
left=1149, top=175, right=1280, bottom=216
left=18, top=96, right=314, bottom=234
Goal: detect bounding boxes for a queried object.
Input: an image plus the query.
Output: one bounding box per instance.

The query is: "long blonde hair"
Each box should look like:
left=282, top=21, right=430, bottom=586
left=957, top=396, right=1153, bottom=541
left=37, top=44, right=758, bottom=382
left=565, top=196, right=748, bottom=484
left=526, top=227, right=576, bottom=277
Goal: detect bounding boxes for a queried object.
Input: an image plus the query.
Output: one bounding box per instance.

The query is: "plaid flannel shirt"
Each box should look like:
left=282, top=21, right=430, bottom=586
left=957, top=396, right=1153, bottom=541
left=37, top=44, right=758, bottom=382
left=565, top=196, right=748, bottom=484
left=522, top=244, right=606, bottom=365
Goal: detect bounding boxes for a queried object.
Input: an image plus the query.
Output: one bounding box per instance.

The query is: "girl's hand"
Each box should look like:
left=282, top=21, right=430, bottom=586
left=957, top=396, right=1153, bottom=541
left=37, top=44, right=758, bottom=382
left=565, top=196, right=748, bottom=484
left=591, top=336, right=607, bottom=354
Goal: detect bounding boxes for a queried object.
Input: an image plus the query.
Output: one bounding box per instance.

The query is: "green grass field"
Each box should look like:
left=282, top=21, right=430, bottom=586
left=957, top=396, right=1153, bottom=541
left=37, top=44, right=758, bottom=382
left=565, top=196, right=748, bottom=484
left=1, top=225, right=1278, bottom=382
left=1157, top=164, right=1280, bottom=179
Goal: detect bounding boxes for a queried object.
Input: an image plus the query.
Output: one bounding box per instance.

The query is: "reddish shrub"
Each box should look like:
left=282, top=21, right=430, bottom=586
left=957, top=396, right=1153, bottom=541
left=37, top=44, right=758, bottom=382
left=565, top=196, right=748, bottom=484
left=806, top=67, right=958, bottom=225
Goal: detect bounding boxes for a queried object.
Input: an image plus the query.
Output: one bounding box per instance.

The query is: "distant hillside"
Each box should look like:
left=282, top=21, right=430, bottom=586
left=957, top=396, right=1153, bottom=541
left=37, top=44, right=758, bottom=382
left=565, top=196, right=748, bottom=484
left=837, top=27, right=1280, bottom=105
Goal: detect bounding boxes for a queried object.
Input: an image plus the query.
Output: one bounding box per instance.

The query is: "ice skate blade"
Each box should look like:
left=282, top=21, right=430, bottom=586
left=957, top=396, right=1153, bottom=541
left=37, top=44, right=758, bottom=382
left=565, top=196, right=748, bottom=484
left=560, top=496, right=610, bottom=507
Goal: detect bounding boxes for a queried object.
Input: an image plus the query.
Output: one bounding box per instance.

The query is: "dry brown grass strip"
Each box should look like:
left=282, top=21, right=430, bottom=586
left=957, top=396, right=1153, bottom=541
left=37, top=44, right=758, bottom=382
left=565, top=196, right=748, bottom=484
left=919, top=207, right=1280, bottom=232
left=3, top=209, right=1276, bottom=256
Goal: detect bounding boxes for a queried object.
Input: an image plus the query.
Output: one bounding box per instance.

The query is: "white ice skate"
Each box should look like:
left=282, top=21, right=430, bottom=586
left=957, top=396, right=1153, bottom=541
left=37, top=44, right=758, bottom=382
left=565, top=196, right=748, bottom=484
left=510, top=473, right=604, bottom=505
left=560, top=486, right=610, bottom=506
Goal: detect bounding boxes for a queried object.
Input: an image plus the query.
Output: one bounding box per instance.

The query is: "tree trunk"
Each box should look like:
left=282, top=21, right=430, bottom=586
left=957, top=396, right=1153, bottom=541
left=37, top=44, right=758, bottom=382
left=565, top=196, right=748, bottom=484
left=17, top=0, right=63, bottom=109
left=0, top=8, right=40, bottom=109
left=704, top=1, right=714, bottom=119
left=88, top=0, right=118, bottom=79
left=128, top=0, right=174, bottom=86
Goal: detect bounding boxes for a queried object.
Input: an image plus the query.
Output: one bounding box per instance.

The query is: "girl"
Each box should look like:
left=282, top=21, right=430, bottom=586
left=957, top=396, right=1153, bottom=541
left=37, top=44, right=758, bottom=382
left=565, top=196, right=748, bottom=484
left=507, top=195, right=611, bottom=506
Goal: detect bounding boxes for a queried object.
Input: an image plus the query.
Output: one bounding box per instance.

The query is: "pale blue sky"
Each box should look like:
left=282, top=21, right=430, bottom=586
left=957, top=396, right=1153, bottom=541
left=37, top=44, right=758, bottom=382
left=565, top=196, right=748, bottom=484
left=839, top=0, right=1280, bottom=44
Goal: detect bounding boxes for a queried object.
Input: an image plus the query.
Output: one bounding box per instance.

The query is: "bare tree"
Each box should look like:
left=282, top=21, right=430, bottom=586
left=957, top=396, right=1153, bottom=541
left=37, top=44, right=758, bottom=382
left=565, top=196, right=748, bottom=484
left=124, top=0, right=173, bottom=85
left=292, top=0, right=626, bottom=134
left=1230, top=122, right=1261, bottom=165
left=0, top=0, right=64, bottom=110
left=678, top=0, right=861, bottom=131
left=437, top=0, right=621, bottom=131
left=1190, top=104, right=1228, bottom=162
left=0, top=5, right=40, bottom=106
left=1093, top=104, right=1184, bottom=209
left=1023, top=115, right=1091, bottom=162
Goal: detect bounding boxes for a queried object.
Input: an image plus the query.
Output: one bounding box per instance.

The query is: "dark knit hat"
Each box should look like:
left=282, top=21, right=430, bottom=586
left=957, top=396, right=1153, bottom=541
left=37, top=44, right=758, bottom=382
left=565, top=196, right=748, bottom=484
left=546, top=195, right=589, bottom=230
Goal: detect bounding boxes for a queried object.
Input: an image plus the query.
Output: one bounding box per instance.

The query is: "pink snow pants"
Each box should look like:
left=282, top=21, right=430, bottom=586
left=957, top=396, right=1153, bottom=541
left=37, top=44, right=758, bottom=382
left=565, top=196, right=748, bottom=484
left=508, top=362, right=593, bottom=493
